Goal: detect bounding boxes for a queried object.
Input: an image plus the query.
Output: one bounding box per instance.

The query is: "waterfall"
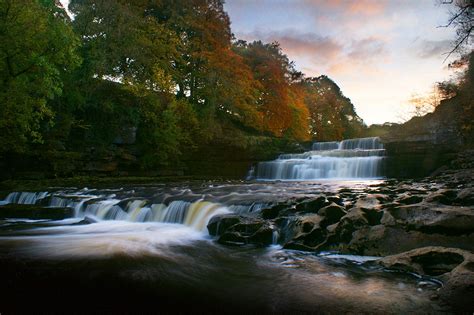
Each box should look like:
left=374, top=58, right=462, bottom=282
left=255, top=137, right=385, bottom=180
left=1, top=192, right=231, bottom=232
left=3, top=192, right=49, bottom=205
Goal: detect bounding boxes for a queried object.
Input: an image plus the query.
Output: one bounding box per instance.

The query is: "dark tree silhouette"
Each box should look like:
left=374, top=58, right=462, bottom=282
left=439, top=0, right=473, bottom=60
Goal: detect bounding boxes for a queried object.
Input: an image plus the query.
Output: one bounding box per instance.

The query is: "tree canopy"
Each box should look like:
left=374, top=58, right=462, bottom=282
left=0, top=0, right=368, bottom=172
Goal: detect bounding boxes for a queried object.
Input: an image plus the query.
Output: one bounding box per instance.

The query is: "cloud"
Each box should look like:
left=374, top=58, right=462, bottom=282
left=348, top=37, right=386, bottom=61
left=417, top=39, right=452, bottom=58
left=239, top=29, right=387, bottom=76
left=253, top=30, right=342, bottom=59
left=302, top=0, right=388, bottom=16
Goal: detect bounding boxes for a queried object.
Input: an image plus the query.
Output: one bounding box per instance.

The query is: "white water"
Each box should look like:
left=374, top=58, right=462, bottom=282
left=255, top=137, right=385, bottom=180
left=1, top=191, right=230, bottom=232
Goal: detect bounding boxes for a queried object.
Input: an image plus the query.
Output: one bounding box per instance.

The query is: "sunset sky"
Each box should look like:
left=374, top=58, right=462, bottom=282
left=224, top=0, right=459, bottom=125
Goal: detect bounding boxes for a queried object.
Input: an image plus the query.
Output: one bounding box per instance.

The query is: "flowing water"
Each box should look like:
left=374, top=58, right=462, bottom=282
left=0, top=179, right=445, bottom=313
left=0, top=137, right=448, bottom=312
left=255, top=137, right=385, bottom=180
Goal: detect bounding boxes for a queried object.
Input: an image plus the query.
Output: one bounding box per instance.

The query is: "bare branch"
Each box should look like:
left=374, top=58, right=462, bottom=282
left=443, top=25, right=473, bottom=63
left=437, top=5, right=469, bottom=28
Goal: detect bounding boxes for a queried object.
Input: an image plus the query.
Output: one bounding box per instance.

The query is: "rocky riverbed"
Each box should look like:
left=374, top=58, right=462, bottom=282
left=0, top=150, right=473, bottom=313
left=207, top=150, right=474, bottom=312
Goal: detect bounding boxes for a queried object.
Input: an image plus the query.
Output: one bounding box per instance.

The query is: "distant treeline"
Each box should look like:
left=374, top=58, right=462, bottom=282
left=1, top=0, right=470, bottom=173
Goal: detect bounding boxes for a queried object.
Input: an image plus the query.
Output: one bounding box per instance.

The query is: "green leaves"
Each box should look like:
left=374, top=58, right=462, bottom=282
left=0, top=0, right=80, bottom=154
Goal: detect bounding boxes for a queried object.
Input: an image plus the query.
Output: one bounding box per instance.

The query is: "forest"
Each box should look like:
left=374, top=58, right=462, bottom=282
left=0, top=0, right=367, bottom=176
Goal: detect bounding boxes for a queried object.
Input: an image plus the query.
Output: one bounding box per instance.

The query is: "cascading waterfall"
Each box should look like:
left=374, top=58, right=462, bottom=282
left=1, top=191, right=233, bottom=232
left=255, top=137, right=385, bottom=180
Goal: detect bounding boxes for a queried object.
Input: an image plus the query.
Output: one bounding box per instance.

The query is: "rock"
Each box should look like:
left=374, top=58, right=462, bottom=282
left=327, top=195, right=344, bottom=206
left=208, top=214, right=274, bottom=246
left=207, top=214, right=243, bottom=236
left=424, top=189, right=458, bottom=205
left=317, top=203, right=346, bottom=227
left=397, top=194, right=423, bottom=205
left=389, top=204, right=474, bottom=235
left=72, top=216, right=97, bottom=225
left=218, top=231, right=247, bottom=245
left=0, top=204, right=74, bottom=220
left=362, top=208, right=383, bottom=225
left=294, top=196, right=329, bottom=213
left=282, top=215, right=327, bottom=250
left=261, top=203, right=293, bottom=219
left=373, top=246, right=474, bottom=313
left=354, top=194, right=383, bottom=209
left=380, top=211, right=396, bottom=226
left=345, top=225, right=474, bottom=256
left=113, top=126, right=137, bottom=145
left=456, top=188, right=474, bottom=206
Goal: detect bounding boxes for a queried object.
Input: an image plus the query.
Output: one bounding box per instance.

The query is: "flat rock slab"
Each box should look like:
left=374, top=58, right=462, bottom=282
left=0, top=204, right=74, bottom=220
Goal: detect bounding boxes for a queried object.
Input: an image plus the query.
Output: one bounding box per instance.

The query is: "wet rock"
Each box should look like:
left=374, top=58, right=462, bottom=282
left=324, top=208, right=369, bottom=245
left=294, top=196, right=329, bottom=213
left=375, top=246, right=470, bottom=276
left=362, top=208, right=384, bottom=226
left=0, top=204, right=74, bottom=220
left=380, top=211, right=396, bottom=226
left=344, top=225, right=474, bottom=256
left=317, top=203, right=346, bottom=227
left=207, top=214, right=243, bottom=236
left=72, top=216, right=97, bottom=225
left=425, top=189, right=457, bottom=205
left=397, top=194, right=423, bottom=205
left=208, top=214, right=274, bottom=246
left=218, top=231, right=247, bottom=245
left=327, top=195, right=344, bottom=206
left=456, top=188, right=474, bottom=206
left=261, top=203, right=292, bottom=219
left=282, top=215, right=327, bottom=250
left=354, top=194, right=385, bottom=209
left=389, top=204, right=474, bottom=235
left=374, top=246, right=474, bottom=313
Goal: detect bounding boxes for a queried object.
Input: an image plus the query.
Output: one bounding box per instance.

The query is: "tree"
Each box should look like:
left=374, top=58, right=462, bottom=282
left=236, top=41, right=296, bottom=136
left=303, top=76, right=365, bottom=141
left=69, top=0, right=179, bottom=94
left=440, top=0, right=473, bottom=60
left=408, top=85, right=443, bottom=117
left=151, top=0, right=262, bottom=138
left=0, top=0, right=81, bottom=154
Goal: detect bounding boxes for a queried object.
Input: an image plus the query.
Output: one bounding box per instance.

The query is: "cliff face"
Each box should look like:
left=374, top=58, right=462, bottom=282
left=381, top=97, right=465, bottom=178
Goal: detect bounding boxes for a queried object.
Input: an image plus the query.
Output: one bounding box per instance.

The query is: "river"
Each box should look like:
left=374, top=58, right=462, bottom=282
left=0, top=138, right=449, bottom=313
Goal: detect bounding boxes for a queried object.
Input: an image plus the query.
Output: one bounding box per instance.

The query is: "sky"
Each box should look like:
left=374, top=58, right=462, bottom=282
left=224, top=0, right=459, bottom=125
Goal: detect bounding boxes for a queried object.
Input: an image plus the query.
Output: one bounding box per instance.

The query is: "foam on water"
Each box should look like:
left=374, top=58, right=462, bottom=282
left=4, top=221, right=205, bottom=258
left=255, top=137, right=385, bottom=180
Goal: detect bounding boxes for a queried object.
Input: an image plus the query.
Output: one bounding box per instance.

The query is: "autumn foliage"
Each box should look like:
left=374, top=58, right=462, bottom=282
left=0, top=0, right=367, bottom=168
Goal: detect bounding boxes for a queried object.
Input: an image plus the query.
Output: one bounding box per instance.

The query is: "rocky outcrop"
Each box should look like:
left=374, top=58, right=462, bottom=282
left=380, top=97, right=465, bottom=178
left=373, top=246, right=474, bottom=312
left=207, top=214, right=274, bottom=246
left=209, top=150, right=474, bottom=258
left=0, top=204, right=74, bottom=220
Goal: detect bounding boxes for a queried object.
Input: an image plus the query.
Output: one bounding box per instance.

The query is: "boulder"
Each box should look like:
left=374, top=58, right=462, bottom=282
left=71, top=216, right=97, bottom=225
left=317, top=203, right=346, bottom=227
left=207, top=214, right=274, bottom=246
left=207, top=214, right=244, bottom=236
left=294, top=196, right=329, bottom=213
left=282, top=214, right=327, bottom=250
left=397, top=194, right=423, bottom=205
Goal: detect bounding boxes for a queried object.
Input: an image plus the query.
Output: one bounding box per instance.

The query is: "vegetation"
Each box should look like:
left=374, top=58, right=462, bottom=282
left=0, top=0, right=368, bottom=176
